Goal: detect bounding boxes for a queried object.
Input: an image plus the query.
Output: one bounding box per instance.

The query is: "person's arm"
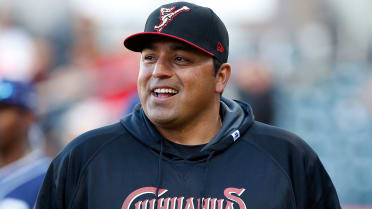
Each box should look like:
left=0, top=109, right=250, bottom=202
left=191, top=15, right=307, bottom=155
left=34, top=152, right=73, bottom=209
left=306, top=156, right=341, bottom=209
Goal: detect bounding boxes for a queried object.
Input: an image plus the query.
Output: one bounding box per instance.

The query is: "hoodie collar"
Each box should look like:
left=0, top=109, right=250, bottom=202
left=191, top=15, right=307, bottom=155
left=120, top=96, right=254, bottom=160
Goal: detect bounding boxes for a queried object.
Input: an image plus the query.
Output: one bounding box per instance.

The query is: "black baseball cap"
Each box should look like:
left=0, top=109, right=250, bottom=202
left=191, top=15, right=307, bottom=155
left=124, top=1, right=229, bottom=63
left=0, top=78, right=37, bottom=111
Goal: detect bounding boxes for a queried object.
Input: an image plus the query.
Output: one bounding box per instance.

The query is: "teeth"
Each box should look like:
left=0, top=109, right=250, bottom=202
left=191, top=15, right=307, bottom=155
left=154, top=88, right=178, bottom=94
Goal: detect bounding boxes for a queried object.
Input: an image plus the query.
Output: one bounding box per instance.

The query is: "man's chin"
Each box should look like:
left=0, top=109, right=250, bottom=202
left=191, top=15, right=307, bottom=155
left=147, top=113, right=178, bottom=128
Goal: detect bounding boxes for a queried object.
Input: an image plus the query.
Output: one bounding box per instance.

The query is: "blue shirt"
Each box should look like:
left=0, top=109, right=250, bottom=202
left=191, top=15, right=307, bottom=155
left=0, top=150, right=50, bottom=209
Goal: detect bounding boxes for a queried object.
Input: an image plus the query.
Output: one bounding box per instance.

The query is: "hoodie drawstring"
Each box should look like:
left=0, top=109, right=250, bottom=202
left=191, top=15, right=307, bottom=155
left=200, top=151, right=215, bottom=200
left=155, top=139, right=215, bottom=209
left=155, top=138, right=164, bottom=209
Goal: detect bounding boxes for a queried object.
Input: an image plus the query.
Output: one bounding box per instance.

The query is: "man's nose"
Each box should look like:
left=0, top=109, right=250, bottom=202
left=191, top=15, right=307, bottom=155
left=152, top=58, right=173, bottom=78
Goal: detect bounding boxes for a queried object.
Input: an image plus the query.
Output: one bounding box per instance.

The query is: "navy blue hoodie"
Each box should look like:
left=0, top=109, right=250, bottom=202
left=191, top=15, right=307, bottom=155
left=35, top=97, right=341, bottom=209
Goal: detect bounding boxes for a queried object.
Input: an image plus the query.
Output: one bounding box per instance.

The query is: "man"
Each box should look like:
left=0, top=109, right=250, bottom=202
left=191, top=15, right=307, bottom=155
left=0, top=79, right=50, bottom=209
left=35, top=2, right=341, bottom=209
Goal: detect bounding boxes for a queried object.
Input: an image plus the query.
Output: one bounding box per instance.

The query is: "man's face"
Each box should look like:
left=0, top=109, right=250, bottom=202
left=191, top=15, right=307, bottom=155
left=0, top=105, right=31, bottom=151
left=138, top=38, right=218, bottom=128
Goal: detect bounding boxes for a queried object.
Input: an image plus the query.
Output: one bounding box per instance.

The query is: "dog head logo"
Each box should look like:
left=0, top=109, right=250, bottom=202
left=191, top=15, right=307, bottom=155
left=154, top=6, right=191, bottom=32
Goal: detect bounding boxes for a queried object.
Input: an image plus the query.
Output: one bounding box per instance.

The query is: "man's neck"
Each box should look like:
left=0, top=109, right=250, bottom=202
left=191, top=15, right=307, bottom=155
left=155, top=106, right=222, bottom=146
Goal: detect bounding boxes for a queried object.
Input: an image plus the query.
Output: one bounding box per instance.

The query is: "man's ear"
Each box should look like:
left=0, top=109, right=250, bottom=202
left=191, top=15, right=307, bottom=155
left=215, top=63, right=231, bottom=94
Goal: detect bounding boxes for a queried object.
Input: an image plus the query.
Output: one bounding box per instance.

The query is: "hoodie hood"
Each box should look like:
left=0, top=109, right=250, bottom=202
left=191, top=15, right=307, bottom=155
left=120, top=96, right=254, bottom=161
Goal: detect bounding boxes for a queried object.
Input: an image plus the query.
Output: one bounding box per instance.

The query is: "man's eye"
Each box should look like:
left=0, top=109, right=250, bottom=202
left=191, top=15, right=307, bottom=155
left=144, top=55, right=155, bottom=61
left=175, top=56, right=186, bottom=62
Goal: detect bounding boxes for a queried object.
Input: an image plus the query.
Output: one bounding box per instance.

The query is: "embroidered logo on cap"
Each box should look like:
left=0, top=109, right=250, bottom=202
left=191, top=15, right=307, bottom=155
left=154, top=6, right=190, bottom=32
left=217, top=42, right=224, bottom=52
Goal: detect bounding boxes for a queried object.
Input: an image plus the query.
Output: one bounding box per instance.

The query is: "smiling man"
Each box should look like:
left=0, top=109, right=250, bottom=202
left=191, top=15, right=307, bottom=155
left=137, top=38, right=229, bottom=145
left=35, top=2, right=341, bottom=209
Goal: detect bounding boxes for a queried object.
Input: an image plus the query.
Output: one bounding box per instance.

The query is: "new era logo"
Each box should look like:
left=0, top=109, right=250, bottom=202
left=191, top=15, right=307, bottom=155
left=217, top=42, right=224, bottom=52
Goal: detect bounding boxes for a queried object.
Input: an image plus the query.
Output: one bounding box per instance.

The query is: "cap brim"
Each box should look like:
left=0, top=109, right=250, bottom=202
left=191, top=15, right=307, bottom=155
left=123, top=32, right=214, bottom=57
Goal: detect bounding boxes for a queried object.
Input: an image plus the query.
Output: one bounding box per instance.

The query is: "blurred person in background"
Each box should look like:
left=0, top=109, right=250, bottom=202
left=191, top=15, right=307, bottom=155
left=0, top=79, right=50, bottom=209
left=233, top=59, right=274, bottom=124
left=0, top=12, right=34, bottom=82
left=37, top=15, right=139, bottom=148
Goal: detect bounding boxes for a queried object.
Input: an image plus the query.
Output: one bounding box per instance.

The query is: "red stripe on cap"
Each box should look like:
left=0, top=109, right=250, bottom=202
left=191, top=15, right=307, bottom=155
left=123, top=32, right=215, bottom=57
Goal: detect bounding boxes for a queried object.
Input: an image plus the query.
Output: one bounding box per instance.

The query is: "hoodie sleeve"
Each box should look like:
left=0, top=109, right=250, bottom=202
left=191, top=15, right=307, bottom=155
left=306, top=156, right=341, bottom=209
left=34, top=155, right=69, bottom=209
left=34, top=136, right=87, bottom=209
left=34, top=123, right=125, bottom=209
left=247, top=122, right=341, bottom=209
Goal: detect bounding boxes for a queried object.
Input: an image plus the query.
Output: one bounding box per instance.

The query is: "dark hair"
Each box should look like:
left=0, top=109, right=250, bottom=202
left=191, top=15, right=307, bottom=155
left=213, top=57, right=222, bottom=76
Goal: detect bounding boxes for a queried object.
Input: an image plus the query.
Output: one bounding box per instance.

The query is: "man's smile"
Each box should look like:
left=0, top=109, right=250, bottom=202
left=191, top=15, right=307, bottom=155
left=152, top=88, right=179, bottom=98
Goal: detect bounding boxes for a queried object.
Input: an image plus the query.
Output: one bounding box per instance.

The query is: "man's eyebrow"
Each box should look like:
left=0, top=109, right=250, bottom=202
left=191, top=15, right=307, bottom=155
left=170, top=44, right=198, bottom=52
left=142, top=43, right=156, bottom=51
left=141, top=42, right=198, bottom=52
